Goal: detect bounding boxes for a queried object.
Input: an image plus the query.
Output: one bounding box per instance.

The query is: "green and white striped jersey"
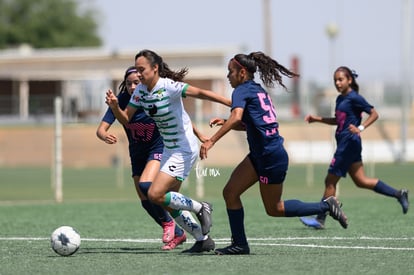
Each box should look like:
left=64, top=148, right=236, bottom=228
left=128, top=77, right=198, bottom=153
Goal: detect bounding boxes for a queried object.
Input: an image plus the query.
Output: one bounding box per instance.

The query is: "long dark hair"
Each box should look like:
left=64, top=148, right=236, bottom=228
left=232, top=51, right=299, bottom=89
left=335, top=66, right=359, bottom=93
left=117, top=66, right=137, bottom=95
left=135, top=49, right=188, bottom=82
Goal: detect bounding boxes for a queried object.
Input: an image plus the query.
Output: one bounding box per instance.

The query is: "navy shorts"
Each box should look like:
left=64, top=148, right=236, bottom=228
left=249, top=146, right=288, bottom=184
left=328, top=138, right=362, bottom=177
left=130, top=140, right=163, bottom=177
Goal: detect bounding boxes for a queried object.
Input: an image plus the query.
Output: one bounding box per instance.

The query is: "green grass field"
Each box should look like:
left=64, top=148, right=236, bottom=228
left=0, top=163, right=413, bottom=275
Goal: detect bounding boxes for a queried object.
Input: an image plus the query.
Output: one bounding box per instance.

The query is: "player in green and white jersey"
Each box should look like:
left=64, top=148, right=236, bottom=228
left=106, top=49, right=231, bottom=253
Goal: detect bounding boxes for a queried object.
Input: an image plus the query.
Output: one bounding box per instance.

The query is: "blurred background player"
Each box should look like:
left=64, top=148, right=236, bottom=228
left=97, top=66, right=186, bottom=250
left=300, top=66, right=409, bottom=229
left=105, top=49, right=232, bottom=253
left=200, top=52, right=348, bottom=255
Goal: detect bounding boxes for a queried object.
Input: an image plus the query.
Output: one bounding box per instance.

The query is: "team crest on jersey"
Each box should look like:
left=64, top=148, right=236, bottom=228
left=154, top=88, right=166, bottom=100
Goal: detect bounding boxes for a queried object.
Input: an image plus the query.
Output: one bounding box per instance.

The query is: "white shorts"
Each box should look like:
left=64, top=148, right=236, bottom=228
left=160, top=148, right=198, bottom=181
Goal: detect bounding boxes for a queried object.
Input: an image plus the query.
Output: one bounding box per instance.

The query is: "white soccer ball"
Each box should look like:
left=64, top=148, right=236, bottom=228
left=50, top=226, right=81, bottom=256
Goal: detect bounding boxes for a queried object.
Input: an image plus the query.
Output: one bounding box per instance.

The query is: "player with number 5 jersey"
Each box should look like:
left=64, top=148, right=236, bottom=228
left=200, top=52, right=349, bottom=255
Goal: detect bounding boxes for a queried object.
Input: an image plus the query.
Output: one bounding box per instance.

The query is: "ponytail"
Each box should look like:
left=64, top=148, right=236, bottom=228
left=233, top=51, right=299, bottom=89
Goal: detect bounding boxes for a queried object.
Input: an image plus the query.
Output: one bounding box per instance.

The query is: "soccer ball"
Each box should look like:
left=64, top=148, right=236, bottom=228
left=50, top=226, right=81, bottom=256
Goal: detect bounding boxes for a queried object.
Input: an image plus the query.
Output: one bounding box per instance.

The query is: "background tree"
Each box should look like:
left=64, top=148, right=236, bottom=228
left=0, top=0, right=102, bottom=49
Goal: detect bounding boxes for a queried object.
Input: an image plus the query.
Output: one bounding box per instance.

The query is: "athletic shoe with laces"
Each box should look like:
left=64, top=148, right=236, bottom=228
left=299, top=216, right=325, bottom=229
left=215, top=243, right=250, bottom=255
left=324, top=196, right=348, bottom=229
left=196, top=202, right=213, bottom=235
left=161, top=220, right=175, bottom=243
left=397, top=189, right=409, bottom=214
left=161, top=232, right=187, bottom=251
left=181, top=236, right=215, bottom=253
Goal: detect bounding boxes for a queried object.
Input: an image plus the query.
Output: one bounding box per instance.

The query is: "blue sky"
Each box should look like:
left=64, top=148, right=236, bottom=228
left=90, top=0, right=413, bottom=83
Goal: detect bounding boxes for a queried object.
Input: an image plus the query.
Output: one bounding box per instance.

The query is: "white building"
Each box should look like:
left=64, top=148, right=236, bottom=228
left=0, top=45, right=239, bottom=122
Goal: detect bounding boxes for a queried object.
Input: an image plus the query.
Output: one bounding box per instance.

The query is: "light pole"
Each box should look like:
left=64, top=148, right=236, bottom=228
left=325, top=23, right=340, bottom=192
left=263, top=0, right=272, bottom=55
left=325, top=23, right=339, bottom=74
left=399, top=0, right=412, bottom=163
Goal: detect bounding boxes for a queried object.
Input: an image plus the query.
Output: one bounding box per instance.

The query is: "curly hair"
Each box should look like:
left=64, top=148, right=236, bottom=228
left=232, top=51, right=299, bottom=89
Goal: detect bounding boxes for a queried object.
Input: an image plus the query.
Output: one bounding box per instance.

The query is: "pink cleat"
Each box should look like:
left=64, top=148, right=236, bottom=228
left=162, top=233, right=187, bottom=251
left=161, top=220, right=175, bottom=243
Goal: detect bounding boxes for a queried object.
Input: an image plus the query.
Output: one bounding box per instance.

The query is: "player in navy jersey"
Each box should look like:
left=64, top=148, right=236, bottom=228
left=300, top=66, right=409, bottom=229
left=97, top=66, right=186, bottom=250
left=106, top=50, right=232, bottom=254
left=199, top=52, right=348, bottom=255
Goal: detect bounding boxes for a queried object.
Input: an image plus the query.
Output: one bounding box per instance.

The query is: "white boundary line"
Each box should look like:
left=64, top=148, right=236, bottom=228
left=1, top=236, right=414, bottom=251
left=3, top=236, right=414, bottom=241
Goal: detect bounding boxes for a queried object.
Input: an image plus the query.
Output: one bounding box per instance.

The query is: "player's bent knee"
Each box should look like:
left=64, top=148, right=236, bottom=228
left=147, top=190, right=165, bottom=205
left=138, top=181, right=152, bottom=197
left=264, top=207, right=284, bottom=217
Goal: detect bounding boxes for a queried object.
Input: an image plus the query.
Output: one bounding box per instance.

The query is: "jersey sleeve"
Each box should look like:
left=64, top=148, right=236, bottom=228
left=128, top=87, right=142, bottom=108
left=352, top=93, right=374, bottom=114
left=101, top=107, right=116, bottom=124
left=180, top=83, right=190, bottom=98
left=102, top=92, right=129, bottom=124
left=163, top=79, right=188, bottom=98
left=231, top=86, right=248, bottom=110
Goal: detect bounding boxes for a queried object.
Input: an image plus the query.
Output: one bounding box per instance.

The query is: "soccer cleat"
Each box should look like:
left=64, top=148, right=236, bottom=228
left=161, top=232, right=187, bottom=251
left=397, top=189, right=409, bottom=214
left=299, top=216, right=325, bottom=229
left=197, top=202, right=213, bottom=235
left=324, top=196, right=348, bottom=229
left=215, top=243, right=250, bottom=255
left=181, top=236, right=215, bottom=253
left=161, top=220, right=175, bottom=243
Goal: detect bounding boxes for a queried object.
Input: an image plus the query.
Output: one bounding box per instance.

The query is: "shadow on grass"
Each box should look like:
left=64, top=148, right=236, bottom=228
left=78, top=246, right=162, bottom=254
left=77, top=246, right=222, bottom=256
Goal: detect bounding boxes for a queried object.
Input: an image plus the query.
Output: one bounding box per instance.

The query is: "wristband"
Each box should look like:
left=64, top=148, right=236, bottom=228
left=357, top=125, right=365, bottom=132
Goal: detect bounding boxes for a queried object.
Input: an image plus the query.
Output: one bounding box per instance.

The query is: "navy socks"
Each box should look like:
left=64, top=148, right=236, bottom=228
left=141, top=200, right=162, bottom=226
left=139, top=181, right=151, bottom=197
left=227, top=208, right=248, bottom=246
left=284, top=199, right=328, bottom=217
left=374, top=180, right=398, bottom=197
left=139, top=182, right=172, bottom=224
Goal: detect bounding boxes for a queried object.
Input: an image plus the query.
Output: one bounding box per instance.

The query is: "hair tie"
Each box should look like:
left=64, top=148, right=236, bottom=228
left=232, top=58, right=246, bottom=70
left=351, top=70, right=358, bottom=79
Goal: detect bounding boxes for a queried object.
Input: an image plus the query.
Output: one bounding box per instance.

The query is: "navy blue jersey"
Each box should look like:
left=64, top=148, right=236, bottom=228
left=328, top=90, right=373, bottom=177
left=101, top=91, right=163, bottom=158
left=334, top=90, right=373, bottom=142
left=231, top=80, right=283, bottom=157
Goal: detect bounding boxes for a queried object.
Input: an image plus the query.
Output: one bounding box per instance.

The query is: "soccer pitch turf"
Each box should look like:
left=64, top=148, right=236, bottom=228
left=0, top=164, right=413, bottom=274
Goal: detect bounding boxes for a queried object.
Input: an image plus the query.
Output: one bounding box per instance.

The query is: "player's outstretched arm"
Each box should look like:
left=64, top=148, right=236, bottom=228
left=96, top=120, right=118, bottom=144
left=200, top=107, right=243, bottom=159
left=185, top=86, right=232, bottom=107
left=305, top=114, right=337, bottom=125
left=192, top=123, right=208, bottom=143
